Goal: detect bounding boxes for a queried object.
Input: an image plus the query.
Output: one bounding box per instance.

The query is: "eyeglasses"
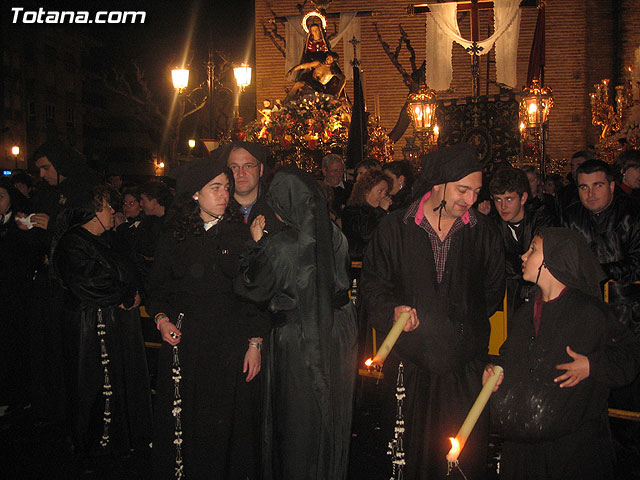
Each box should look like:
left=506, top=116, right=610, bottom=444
left=229, top=163, right=259, bottom=172
left=123, top=201, right=139, bottom=206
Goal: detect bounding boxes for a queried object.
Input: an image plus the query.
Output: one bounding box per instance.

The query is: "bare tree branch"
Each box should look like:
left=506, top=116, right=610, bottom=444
left=399, top=25, right=417, bottom=73
left=262, top=20, right=286, bottom=57
left=374, top=23, right=417, bottom=90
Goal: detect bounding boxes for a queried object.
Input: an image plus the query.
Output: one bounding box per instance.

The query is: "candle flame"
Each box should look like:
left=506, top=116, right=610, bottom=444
left=528, top=102, right=538, bottom=114
left=365, top=358, right=373, bottom=367
left=446, top=437, right=460, bottom=462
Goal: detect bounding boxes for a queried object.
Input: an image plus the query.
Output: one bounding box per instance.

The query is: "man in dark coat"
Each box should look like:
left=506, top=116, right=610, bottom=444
left=556, top=150, right=596, bottom=217
left=134, top=181, right=172, bottom=298
left=322, top=153, right=353, bottom=214
left=561, top=158, right=640, bottom=456
left=360, top=143, right=505, bottom=479
left=18, top=139, right=98, bottom=425
left=221, top=141, right=283, bottom=234
left=489, top=167, right=556, bottom=314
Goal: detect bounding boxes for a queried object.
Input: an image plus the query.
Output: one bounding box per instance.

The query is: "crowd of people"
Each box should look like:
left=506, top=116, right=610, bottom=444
left=1, top=138, right=640, bottom=479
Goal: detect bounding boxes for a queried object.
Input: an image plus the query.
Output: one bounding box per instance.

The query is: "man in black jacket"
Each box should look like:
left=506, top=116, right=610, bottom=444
left=19, top=140, right=98, bottom=426
left=562, top=159, right=640, bottom=332
left=361, top=144, right=505, bottom=480
left=562, top=159, right=640, bottom=453
left=490, top=167, right=556, bottom=313
left=322, top=154, right=352, bottom=214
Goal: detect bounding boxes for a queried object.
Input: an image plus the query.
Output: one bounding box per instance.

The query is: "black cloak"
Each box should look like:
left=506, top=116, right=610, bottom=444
left=234, top=167, right=357, bottom=480
left=360, top=142, right=505, bottom=478
left=147, top=160, right=269, bottom=479
left=492, top=227, right=640, bottom=479
left=27, top=142, right=99, bottom=424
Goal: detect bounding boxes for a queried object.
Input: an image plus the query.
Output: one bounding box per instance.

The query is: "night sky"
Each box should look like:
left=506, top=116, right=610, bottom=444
left=5, top=0, right=255, bottom=94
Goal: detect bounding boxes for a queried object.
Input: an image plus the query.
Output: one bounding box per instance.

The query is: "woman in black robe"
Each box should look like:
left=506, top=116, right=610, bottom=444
left=234, top=166, right=358, bottom=480
left=52, top=185, right=152, bottom=460
left=486, top=228, right=640, bottom=479
left=147, top=156, right=269, bottom=479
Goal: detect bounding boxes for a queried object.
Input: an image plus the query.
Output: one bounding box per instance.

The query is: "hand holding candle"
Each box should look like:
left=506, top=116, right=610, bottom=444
left=446, top=365, right=504, bottom=463
left=365, top=306, right=418, bottom=368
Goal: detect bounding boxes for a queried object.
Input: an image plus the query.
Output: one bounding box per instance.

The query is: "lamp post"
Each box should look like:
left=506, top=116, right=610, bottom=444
left=407, top=85, right=438, bottom=157
left=171, top=66, right=191, bottom=167
left=233, top=64, right=252, bottom=118
left=11, top=145, right=20, bottom=169
left=519, top=80, right=553, bottom=179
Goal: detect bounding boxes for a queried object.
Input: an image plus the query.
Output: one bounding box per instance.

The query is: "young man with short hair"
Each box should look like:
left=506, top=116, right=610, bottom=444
left=489, top=167, right=556, bottom=312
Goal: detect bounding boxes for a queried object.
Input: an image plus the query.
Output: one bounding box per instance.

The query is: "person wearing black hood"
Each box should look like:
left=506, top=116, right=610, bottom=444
left=147, top=156, right=269, bottom=479
left=360, top=143, right=505, bottom=479
left=51, top=184, right=152, bottom=463
left=485, top=228, right=640, bottom=480
left=234, top=167, right=357, bottom=480
left=0, top=180, right=35, bottom=414
left=17, top=139, right=98, bottom=426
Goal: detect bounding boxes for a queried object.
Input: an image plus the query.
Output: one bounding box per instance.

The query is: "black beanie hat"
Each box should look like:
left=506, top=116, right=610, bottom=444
left=412, top=143, right=482, bottom=199
left=176, top=156, right=229, bottom=196
left=215, top=141, right=269, bottom=165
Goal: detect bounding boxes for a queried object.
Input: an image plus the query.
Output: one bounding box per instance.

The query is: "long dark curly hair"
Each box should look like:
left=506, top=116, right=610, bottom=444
left=165, top=170, right=243, bottom=241
left=347, top=170, right=392, bottom=206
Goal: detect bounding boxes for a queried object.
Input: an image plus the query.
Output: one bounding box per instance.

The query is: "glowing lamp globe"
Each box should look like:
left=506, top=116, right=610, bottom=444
left=233, top=64, right=252, bottom=92
left=520, top=80, right=553, bottom=129
left=407, top=86, right=438, bottom=133
left=171, top=68, right=190, bottom=90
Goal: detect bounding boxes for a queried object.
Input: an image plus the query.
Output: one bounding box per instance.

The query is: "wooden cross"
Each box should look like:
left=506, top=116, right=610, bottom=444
left=409, top=1, right=494, bottom=97
left=350, top=36, right=361, bottom=68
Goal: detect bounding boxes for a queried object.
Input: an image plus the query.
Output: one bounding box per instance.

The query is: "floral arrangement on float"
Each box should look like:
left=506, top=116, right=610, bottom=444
left=244, top=93, right=349, bottom=153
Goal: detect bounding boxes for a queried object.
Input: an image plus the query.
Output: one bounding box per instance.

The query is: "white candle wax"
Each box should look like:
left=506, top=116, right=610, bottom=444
left=368, top=312, right=410, bottom=367
left=446, top=365, right=504, bottom=462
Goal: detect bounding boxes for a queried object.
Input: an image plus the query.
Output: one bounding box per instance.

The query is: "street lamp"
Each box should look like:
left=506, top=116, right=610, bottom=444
left=233, top=64, right=252, bottom=92
left=11, top=145, right=20, bottom=169
left=233, top=64, right=252, bottom=120
left=519, top=80, right=553, bottom=178
left=171, top=67, right=190, bottom=91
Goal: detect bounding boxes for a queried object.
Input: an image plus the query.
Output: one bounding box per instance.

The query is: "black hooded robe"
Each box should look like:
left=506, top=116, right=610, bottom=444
left=53, top=227, right=152, bottom=457
left=360, top=203, right=505, bottom=480
left=491, top=288, right=640, bottom=480
left=490, top=227, right=640, bottom=480
left=147, top=218, right=269, bottom=479
left=234, top=167, right=358, bottom=480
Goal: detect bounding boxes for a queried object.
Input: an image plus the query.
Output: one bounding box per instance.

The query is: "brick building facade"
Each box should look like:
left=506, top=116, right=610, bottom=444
left=254, top=0, right=640, bottom=165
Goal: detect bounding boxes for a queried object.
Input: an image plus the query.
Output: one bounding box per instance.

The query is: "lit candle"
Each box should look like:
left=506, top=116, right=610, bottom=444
left=365, top=312, right=410, bottom=368
left=446, top=365, right=504, bottom=463
left=374, top=93, right=381, bottom=121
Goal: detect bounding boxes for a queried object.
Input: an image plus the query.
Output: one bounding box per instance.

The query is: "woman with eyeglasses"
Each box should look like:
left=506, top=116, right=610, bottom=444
left=52, top=185, right=152, bottom=466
